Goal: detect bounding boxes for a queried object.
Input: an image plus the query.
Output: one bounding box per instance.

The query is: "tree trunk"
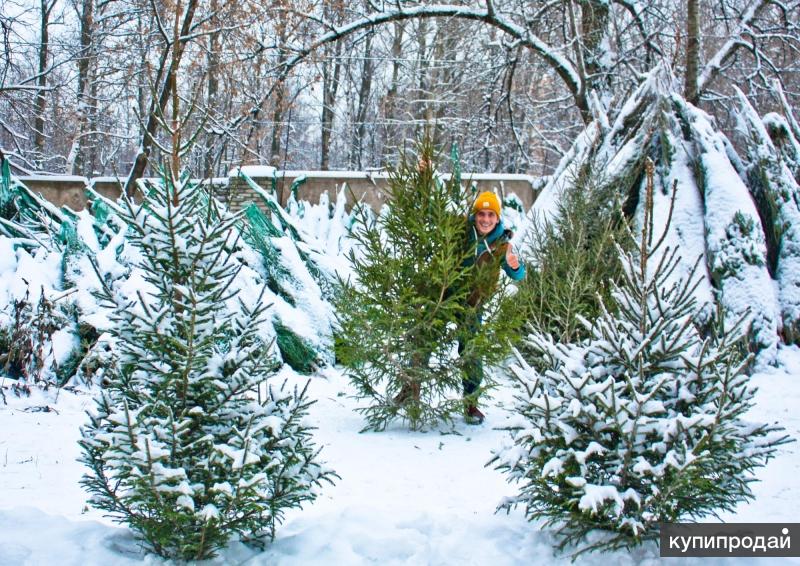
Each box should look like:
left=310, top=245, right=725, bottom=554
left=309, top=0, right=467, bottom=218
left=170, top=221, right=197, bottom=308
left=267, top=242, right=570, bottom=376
left=268, top=21, right=290, bottom=169
left=431, top=22, right=462, bottom=150
left=382, top=22, right=404, bottom=159
left=202, top=0, right=220, bottom=178
left=137, top=11, right=149, bottom=124
left=68, top=0, right=94, bottom=175
left=577, top=0, right=610, bottom=99
left=320, top=41, right=342, bottom=170
left=350, top=32, right=374, bottom=170
left=124, top=0, right=199, bottom=197
left=34, top=0, right=55, bottom=166
left=684, top=0, right=701, bottom=105
left=415, top=19, right=431, bottom=141
left=170, top=0, right=182, bottom=181
left=269, top=85, right=285, bottom=167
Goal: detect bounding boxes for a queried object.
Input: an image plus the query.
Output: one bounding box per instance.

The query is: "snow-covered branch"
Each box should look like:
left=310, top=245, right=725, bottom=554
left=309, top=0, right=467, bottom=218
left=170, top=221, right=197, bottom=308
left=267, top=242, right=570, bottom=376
left=697, top=0, right=772, bottom=95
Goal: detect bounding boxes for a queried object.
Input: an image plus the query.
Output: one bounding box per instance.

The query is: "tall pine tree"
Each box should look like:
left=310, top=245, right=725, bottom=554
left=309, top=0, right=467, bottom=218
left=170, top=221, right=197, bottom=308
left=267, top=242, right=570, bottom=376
left=79, top=171, right=335, bottom=560
left=491, top=159, right=791, bottom=556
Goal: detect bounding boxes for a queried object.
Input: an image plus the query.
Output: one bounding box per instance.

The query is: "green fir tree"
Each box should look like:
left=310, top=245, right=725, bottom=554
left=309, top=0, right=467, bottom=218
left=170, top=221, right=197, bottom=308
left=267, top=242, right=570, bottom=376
left=79, top=171, right=335, bottom=560
left=336, top=140, right=522, bottom=431
left=515, top=168, right=628, bottom=347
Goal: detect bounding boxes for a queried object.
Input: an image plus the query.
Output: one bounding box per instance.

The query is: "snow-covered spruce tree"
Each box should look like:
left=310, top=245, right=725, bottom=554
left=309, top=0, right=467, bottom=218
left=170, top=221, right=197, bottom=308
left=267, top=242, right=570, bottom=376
left=79, top=171, right=334, bottom=560
left=671, top=94, right=778, bottom=363
left=336, top=141, right=522, bottom=431
left=734, top=88, right=800, bottom=346
left=767, top=81, right=800, bottom=183
left=491, top=160, right=790, bottom=556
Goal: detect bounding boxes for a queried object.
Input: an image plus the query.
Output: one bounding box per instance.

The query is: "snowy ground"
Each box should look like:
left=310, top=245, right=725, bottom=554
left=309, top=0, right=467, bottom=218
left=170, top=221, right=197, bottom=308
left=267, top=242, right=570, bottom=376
left=1, top=348, right=799, bottom=565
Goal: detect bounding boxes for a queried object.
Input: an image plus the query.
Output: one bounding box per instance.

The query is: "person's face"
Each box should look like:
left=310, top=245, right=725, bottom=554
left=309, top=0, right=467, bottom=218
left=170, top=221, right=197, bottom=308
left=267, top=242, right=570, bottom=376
left=474, top=209, right=499, bottom=236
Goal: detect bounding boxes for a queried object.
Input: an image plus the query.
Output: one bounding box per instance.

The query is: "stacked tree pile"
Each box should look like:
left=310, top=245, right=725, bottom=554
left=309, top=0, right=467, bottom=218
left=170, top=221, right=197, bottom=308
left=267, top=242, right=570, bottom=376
left=526, top=64, right=800, bottom=366
left=0, top=164, right=347, bottom=388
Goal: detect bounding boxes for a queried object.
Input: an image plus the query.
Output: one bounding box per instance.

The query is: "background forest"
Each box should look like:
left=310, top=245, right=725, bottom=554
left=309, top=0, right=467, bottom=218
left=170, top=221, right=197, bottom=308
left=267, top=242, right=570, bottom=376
left=1, top=0, right=798, bottom=185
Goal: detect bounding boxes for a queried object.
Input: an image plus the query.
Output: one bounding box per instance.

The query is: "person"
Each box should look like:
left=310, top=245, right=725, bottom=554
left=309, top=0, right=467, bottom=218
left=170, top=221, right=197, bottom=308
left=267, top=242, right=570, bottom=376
left=459, top=191, right=525, bottom=424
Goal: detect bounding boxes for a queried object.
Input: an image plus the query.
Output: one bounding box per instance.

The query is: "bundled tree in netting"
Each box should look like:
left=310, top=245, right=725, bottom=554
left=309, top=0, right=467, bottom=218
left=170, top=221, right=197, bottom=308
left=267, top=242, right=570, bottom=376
left=79, top=171, right=335, bottom=560
left=491, top=161, right=791, bottom=556
left=734, top=88, right=800, bottom=346
left=336, top=140, right=523, bottom=431
left=515, top=167, right=629, bottom=348
left=530, top=65, right=781, bottom=364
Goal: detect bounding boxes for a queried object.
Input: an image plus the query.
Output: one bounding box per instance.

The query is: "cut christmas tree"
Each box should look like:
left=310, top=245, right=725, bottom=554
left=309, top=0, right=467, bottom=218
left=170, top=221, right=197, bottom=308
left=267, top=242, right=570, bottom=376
left=336, top=140, right=522, bottom=431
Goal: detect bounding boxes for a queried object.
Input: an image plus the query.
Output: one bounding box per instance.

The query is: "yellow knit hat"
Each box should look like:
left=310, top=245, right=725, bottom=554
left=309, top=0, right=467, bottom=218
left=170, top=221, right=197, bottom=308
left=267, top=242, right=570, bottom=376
left=472, top=191, right=501, bottom=217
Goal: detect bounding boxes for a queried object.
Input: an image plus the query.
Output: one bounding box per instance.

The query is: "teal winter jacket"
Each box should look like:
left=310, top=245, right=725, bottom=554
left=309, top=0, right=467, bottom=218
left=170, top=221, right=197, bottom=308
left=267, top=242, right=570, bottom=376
left=463, top=216, right=525, bottom=306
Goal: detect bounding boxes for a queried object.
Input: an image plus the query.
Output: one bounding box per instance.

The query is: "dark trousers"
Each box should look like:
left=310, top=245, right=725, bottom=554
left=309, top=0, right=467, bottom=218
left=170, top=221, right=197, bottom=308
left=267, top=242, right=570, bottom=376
left=457, top=309, right=483, bottom=397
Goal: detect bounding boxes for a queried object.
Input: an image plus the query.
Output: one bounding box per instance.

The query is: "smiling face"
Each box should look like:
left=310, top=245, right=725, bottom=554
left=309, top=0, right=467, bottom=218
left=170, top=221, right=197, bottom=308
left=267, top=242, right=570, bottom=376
left=474, top=209, right=499, bottom=236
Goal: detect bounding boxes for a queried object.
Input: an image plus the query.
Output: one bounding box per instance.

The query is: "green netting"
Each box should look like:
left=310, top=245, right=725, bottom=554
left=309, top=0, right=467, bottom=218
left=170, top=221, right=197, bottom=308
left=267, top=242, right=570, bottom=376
left=0, top=160, right=80, bottom=249
left=450, top=142, right=461, bottom=193
left=503, top=195, right=524, bottom=213
left=85, top=186, right=129, bottom=249
left=0, top=218, right=27, bottom=239
left=12, top=180, right=77, bottom=248
left=1, top=158, right=9, bottom=188
left=0, top=158, right=16, bottom=220
left=242, top=203, right=296, bottom=306
left=89, top=196, right=114, bottom=247
left=91, top=196, right=110, bottom=225
left=262, top=197, right=301, bottom=240
left=289, top=174, right=307, bottom=200
left=59, top=218, right=86, bottom=285
left=237, top=170, right=334, bottom=297
left=235, top=172, right=302, bottom=241
left=59, top=218, right=82, bottom=253
left=244, top=201, right=282, bottom=238
left=274, top=320, right=317, bottom=374
left=247, top=173, right=336, bottom=294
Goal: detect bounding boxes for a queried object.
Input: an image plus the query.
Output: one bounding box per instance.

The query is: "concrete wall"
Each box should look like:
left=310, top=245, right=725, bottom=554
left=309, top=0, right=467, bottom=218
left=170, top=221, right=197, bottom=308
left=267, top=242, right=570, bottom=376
left=17, top=176, right=93, bottom=211
left=17, top=171, right=539, bottom=212
left=272, top=171, right=539, bottom=211
left=15, top=176, right=131, bottom=211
